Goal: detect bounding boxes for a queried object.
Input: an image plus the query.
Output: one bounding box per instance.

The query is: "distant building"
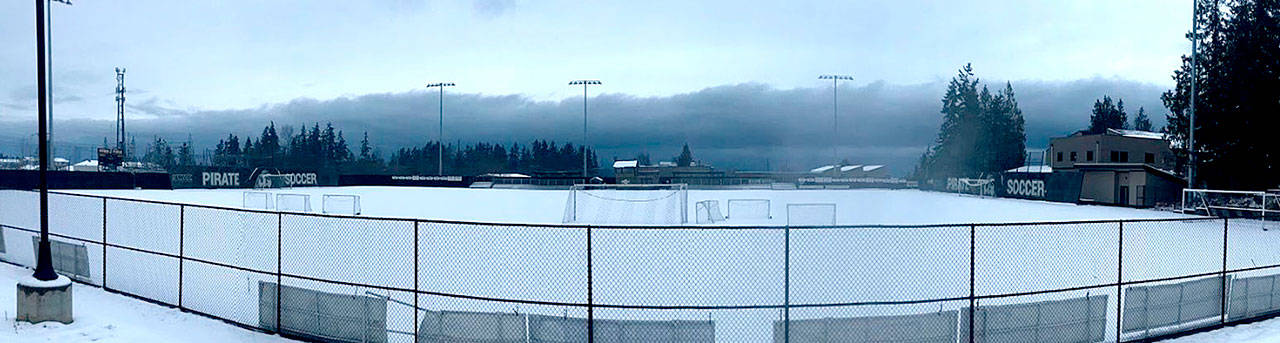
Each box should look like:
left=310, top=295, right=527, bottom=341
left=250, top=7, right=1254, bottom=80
left=1047, top=129, right=1184, bottom=207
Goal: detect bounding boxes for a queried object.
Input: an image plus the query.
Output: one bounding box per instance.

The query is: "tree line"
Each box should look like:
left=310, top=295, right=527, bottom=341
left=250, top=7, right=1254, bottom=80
left=141, top=121, right=600, bottom=176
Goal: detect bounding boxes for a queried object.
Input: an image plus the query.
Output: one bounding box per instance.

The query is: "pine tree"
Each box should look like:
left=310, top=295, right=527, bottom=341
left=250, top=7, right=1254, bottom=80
left=1088, top=96, right=1128, bottom=134
left=917, top=64, right=1027, bottom=180
left=1132, top=107, right=1154, bottom=131
left=676, top=144, right=694, bottom=167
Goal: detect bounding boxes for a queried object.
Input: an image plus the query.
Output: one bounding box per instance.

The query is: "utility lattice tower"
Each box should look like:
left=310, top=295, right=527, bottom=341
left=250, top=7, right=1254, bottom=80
left=115, top=67, right=126, bottom=159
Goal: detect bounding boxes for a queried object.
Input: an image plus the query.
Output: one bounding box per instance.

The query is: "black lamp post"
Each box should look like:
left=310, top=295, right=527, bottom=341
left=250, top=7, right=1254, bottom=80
left=33, top=0, right=74, bottom=282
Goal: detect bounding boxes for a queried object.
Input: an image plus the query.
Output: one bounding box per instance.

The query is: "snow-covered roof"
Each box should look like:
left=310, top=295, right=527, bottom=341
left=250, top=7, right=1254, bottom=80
left=53, top=157, right=69, bottom=163
left=810, top=165, right=836, bottom=173
left=612, top=160, right=638, bottom=168
left=74, top=160, right=99, bottom=167
left=1006, top=165, right=1053, bottom=173
left=839, top=165, right=863, bottom=172
left=1107, top=129, right=1166, bottom=140
left=658, top=161, right=677, bottom=167
left=862, top=165, right=884, bottom=172
left=482, top=173, right=530, bottom=178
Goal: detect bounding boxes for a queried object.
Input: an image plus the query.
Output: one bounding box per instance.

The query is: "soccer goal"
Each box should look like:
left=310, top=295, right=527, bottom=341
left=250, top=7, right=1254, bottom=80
left=322, top=194, right=362, bottom=215
left=786, top=203, right=837, bottom=226
left=562, top=184, right=688, bottom=224
left=276, top=193, right=312, bottom=212
left=695, top=200, right=725, bottom=224
left=243, top=191, right=273, bottom=210
left=726, top=199, right=771, bottom=220
left=1183, top=189, right=1278, bottom=229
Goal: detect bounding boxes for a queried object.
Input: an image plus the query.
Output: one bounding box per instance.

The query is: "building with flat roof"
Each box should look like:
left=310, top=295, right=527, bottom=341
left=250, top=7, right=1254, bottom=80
left=1047, top=129, right=1183, bottom=207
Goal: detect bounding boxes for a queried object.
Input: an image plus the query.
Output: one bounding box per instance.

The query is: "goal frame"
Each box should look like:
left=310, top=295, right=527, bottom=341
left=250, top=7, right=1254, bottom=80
left=275, top=193, right=312, bottom=212
left=243, top=191, right=274, bottom=210
left=1182, top=189, right=1277, bottom=222
left=726, top=199, right=772, bottom=220
left=322, top=194, right=362, bottom=215
left=564, top=183, right=689, bottom=224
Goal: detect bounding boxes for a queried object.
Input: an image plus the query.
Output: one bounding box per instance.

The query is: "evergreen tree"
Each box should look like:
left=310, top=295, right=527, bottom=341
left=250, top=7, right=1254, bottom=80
left=1088, top=96, right=1128, bottom=134
left=917, top=64, right=1027, bottom=180
left=1132, top=107, right=1154, bottom=131
left=1164, top=0, right=1280, bottom=189
left=676, top=144, right=694, bottom=167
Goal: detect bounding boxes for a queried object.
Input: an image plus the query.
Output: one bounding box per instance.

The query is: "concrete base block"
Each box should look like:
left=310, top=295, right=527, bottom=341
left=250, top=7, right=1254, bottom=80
left=16, top=274, right=73, bottom=324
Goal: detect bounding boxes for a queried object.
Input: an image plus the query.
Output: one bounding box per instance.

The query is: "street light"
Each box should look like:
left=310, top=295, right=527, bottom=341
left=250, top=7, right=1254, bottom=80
left=33, top=0, right=73, bottom=282
left=1187, top=2, right=1199, bottom=188
left=425, top=82, right=455, bottom=176
left=569, top=79, right=601, bottom=177
left=819, top=74, right=854, bottom=166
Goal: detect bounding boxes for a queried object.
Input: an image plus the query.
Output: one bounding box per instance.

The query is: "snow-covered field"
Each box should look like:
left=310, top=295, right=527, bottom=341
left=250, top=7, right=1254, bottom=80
left=2, top=186, right=1277, bottom=342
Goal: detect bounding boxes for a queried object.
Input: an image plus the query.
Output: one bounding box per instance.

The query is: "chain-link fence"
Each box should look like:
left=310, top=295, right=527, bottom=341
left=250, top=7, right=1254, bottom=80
left=1, top=189, right=1279, bottom=342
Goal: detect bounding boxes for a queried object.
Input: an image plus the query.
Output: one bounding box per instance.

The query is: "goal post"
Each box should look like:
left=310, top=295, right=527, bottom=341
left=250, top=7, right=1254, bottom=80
left=563, top=184, right=688, bottom=224
left=276, top=193, right=312, bottom=212
left=726, top=199, right=771, bottom=220
left=946, top=177, right=997, bottom=197
left=1182, top=189, right=1277, bottom=225
left=322, top=194, right=362, bottom=215
left=695, top=200, right=724, bottom=224
left=786, top=203, right=837, bottom=226
left=243, top=191, right=273, bottom=210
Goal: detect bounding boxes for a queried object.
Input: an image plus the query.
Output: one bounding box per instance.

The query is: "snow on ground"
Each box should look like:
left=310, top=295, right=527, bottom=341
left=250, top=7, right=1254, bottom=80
left=5, top=187, right=1274, bottom=342
left=67, top=186, right=1190, bottom=225
left=1166, top=318, right=1280, bottom=343
left=0, top=262, right=294, bottom=343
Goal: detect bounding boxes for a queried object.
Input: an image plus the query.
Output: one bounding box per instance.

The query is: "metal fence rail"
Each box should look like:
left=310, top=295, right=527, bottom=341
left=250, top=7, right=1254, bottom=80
left=2, top=189, right=1280, bottom=343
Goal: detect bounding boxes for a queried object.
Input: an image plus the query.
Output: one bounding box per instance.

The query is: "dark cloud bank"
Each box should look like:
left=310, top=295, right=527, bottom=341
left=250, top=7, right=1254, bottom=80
left=1, top=78, right=1169, bottom=176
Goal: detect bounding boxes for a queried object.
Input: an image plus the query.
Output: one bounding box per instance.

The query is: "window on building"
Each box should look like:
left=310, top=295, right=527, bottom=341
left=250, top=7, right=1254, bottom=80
left=1120, top=151, right=1129, bottom=162
left=1087, top=151, right=1094, bottom=161
left=1057, top=152, right=1063, bottom=162
left=1070, top=152, right=1077, bottom=162
left=1145, top=153, right=1155, bottom=163
left=1137, top=185, right=1146, bottom=205
left=1110, top=151, right=1119, bottom=162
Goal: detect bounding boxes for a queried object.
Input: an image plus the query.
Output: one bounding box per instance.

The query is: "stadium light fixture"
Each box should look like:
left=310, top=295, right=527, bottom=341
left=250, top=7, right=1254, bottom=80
left=569, top=80, right=602, bottom=177
left=425, top=82, right=455, bottom=176
left=819, top=74, right=854, bottom=166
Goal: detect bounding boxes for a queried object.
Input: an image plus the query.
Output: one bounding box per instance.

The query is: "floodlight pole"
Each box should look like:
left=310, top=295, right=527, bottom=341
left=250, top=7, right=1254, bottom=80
left=570, top=80, right=601, bottom=177
left=426, top=82, right=455, bottom=176
left=819, top=75, right=853, bottom=165
left=1188, top=2, right=1199, bottom=188
left=33, top=0, right=74, bottom=282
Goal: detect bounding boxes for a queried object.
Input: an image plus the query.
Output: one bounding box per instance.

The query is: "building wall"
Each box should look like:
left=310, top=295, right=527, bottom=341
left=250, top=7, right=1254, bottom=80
left=1049, top=134, right=1175, bottom=171
left=1081, top=171, right=1115, bottom=203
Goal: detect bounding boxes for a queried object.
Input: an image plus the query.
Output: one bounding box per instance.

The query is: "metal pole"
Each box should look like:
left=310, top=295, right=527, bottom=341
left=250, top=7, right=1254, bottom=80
left=832, top=78, right=838, bottom=165
left=586, top=225, right=594, bottom=343
left=968, top=224, right=976, bottom=343
left=1188, top=1, right=1199, bottom=188
left=178, top=205, right=185, bottom=310
left=583, top=84, right=589, bottom=177
left=33, top=0, right=57, bottom=282
left=1116, top=221, right=1124, bottom=342
left=438, top=86, right=444, bottom=176
left=413, top=221, right=420, bottom=343
left=784, top=225, right=791, bottom=343
left=1221, top=217, right=1228, bottom=324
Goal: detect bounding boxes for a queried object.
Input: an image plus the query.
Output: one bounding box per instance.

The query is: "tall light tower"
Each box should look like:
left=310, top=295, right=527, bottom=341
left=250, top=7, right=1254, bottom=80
left=116, top=68, right=126, bottom=160
left=569, top=79, right=601, bottom=177
left=819, top=74, right=854, bottom=165
left=425, top=82, right=455, bottom=176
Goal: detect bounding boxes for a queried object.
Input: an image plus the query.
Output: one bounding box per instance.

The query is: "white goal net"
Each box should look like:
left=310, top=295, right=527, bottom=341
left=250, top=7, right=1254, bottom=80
left=695, top=200, right=725, bottom=224
left=243, top=191, right=273, bottom=210
left=322, top=194, right=362, bottom=215
left=786, top=203, right=837, bottom=226
left=1182, top=189, right=1277, bottom=229
left=276, top=193, right=312, bottom=212
left=563, top=184, right=688, bottom=224
left=726, top=199, right=771, bottom=220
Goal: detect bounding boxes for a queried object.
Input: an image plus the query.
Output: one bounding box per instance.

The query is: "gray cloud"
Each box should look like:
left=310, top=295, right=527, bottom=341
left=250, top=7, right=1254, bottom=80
left=473, top=0, right=516, bottom=17
left=0, top=78, right=1169, bottom=176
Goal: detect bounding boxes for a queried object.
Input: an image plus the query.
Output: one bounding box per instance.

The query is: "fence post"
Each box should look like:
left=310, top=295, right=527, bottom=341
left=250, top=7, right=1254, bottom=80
left=102, top=197, right=107, bottom=290
left=178, top=204, right=184, bottom=311
left=784, top=224, right=791, bottom=343
left=1221, top=217, right=1229, bottom=325
left=276, top=212, right=283, bottom=335
left=587, top=224, right=594, bottom=343
left=968, top=224, right=976, bottom=343
left=1116, top=220, right=1124, bottom=342
left=413, top=221, right=420, bottom=343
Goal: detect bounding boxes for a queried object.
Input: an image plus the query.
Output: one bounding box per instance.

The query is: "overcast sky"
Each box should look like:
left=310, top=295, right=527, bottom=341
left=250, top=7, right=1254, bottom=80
left=0, top=1, right=1194, bottom=174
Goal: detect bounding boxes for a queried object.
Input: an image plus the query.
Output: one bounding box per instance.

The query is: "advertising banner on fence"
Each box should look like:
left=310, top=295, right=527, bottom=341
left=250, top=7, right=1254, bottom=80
left=169, top=167, right=331, bottom=188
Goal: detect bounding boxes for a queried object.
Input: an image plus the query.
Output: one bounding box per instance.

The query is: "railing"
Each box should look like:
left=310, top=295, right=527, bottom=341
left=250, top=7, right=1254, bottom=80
left=2, top=189, right=1280, bottom=343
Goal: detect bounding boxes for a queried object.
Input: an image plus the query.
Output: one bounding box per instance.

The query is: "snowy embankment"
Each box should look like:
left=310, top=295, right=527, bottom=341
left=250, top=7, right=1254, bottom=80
left=0, top=263, right=294, bottom=343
